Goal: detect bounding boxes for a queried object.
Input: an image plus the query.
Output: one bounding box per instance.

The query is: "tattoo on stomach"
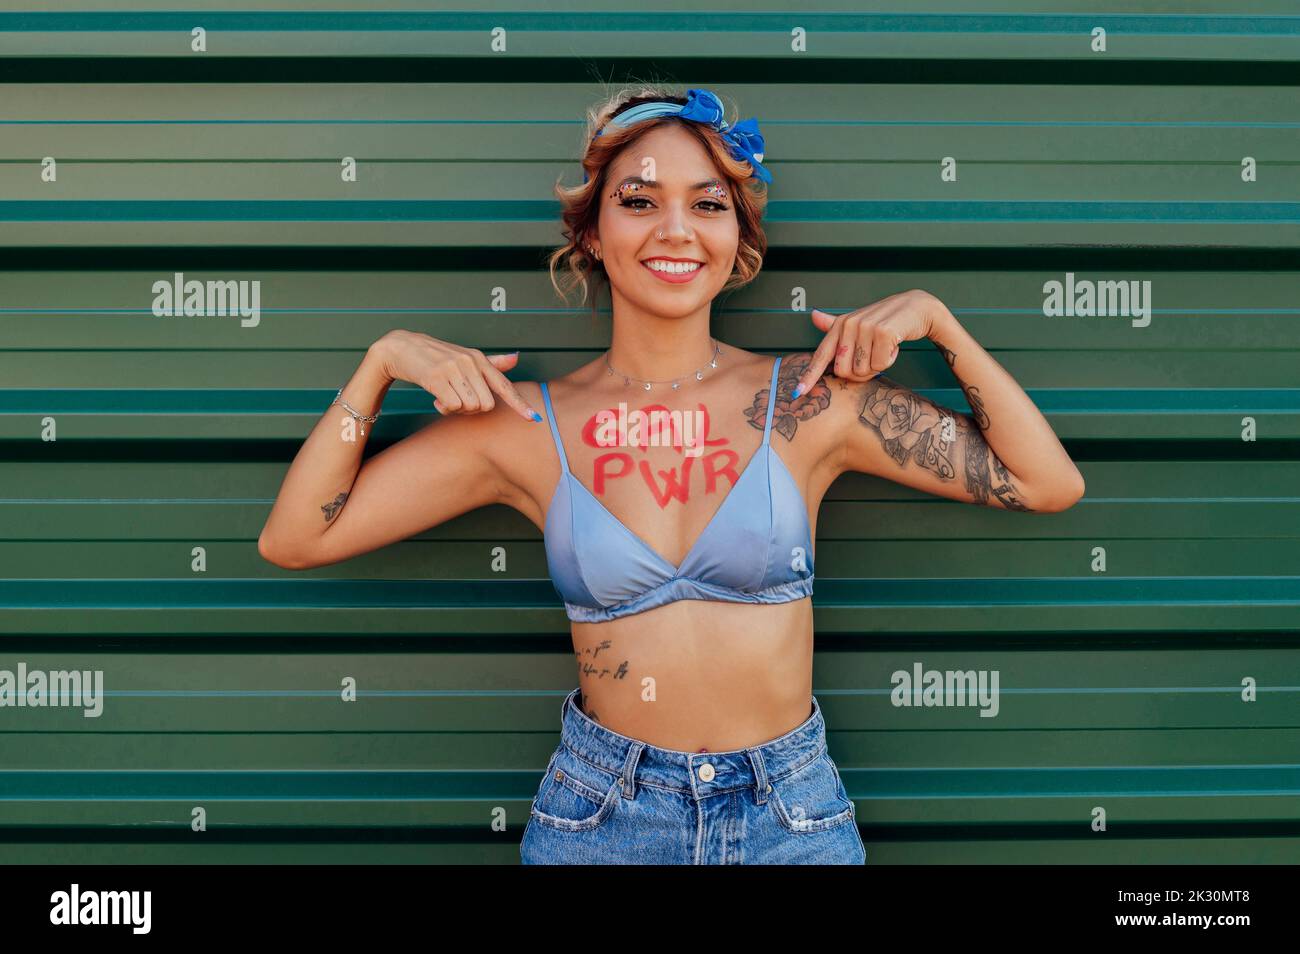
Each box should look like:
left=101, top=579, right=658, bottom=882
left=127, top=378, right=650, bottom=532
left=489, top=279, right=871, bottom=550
left=574, top=638, right=630, bottom=683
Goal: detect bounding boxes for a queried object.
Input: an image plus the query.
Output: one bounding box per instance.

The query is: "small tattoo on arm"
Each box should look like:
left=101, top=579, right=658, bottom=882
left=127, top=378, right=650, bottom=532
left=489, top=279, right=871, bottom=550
left=964, top=384, right=991, bottom=429
left=961, top=425, right=1033, bottom=510
left=990, top=457, right=1032, bottom=510
left=957, top=417, right=1032, bottom=510
left=321, top=492, right=348, bottom=522
left=936, top=344, right=991, bottom=429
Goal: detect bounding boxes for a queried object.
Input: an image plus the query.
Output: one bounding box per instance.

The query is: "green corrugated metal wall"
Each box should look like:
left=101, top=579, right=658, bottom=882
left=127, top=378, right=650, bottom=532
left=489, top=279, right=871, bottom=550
left=2, top=1, right=1299, bottom=864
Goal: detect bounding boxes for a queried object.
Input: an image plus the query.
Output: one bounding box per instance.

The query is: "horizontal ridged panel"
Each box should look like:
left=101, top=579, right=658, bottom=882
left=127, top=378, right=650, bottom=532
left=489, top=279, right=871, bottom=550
left=2, top=4, right=1300, bottom=62
left=1, top=1, right=1297, bottom=864
left=1, top=84, right=1297, bottom=246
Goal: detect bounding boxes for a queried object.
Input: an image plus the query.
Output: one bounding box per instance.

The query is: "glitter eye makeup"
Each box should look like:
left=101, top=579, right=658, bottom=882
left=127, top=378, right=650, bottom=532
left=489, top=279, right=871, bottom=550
left=610, top=178, right=731, bottom=210
left=612, top=180, right=647, bottom=203
left=702, top=181, right=730, bottom=203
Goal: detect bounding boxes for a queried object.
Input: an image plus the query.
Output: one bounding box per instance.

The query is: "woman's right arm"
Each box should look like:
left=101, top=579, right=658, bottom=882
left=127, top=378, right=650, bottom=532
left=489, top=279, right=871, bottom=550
left=256, top=330, right=541, bottom=570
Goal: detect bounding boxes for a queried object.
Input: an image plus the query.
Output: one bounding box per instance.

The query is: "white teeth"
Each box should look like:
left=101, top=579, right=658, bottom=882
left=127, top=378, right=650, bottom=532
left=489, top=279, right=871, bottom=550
left=645, top=260, right=701, bottom=274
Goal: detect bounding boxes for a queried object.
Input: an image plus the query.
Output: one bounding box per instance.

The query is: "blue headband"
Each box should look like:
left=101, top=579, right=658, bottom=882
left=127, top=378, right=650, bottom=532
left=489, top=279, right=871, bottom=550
left=582, top=87, right=771, bottom=185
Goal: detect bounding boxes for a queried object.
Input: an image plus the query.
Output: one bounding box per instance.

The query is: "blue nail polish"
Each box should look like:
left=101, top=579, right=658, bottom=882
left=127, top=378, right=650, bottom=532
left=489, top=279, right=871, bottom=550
left=792, top=383, right=804, bottom=399
left=531, top=411, right=543, bottom=422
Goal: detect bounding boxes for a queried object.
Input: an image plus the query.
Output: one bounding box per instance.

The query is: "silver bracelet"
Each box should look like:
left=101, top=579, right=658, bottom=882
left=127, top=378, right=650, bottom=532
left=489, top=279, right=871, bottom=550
left=332, top=387, right=380, bottom=436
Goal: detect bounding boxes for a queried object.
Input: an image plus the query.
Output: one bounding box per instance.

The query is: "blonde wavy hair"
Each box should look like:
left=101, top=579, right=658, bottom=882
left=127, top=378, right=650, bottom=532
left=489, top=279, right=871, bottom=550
left=547, top=85, right=770, bottom=321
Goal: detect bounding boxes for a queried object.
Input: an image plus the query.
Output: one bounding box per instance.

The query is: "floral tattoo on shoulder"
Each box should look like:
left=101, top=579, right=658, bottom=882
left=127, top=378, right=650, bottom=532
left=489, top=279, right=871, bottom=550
left=744, top=353, right=832, bottom=441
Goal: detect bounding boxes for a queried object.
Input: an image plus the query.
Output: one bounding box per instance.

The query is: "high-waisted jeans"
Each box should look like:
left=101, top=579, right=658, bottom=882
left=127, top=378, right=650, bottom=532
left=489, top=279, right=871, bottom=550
left=520, top=687, right=867, bottom=865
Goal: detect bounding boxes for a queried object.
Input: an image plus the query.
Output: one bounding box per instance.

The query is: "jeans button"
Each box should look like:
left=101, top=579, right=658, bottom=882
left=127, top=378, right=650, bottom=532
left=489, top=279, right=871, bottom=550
left=697, top=762, right=715, bottom=782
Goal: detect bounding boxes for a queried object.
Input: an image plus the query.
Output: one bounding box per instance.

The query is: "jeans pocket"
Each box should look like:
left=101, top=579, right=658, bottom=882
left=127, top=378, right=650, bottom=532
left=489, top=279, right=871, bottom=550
left=767, top=750, right=856, bottom=834
left=529, top=744, right=623, bottom=832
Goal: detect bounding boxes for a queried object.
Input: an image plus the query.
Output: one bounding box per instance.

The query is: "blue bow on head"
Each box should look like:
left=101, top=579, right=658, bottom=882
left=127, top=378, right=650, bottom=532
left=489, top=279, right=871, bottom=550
left=582, top=87, right=771, bottom=185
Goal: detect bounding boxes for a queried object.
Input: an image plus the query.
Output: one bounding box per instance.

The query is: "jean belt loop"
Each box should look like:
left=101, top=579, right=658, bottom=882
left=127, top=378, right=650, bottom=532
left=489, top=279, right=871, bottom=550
left=620, top=741, right=644, bottom=799
left=747, top=747, right=770, bottom=805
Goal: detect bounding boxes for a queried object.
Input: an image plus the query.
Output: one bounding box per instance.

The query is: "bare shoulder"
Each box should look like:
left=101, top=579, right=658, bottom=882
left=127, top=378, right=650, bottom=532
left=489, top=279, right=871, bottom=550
left=488, top=374, right=557, bottom=482
left=733, top=351, right=845, bottom=475
left=410, top=378, right=557, bottom=528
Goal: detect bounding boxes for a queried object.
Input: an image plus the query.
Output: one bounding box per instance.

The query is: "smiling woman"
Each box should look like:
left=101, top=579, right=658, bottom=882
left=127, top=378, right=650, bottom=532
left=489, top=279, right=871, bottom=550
left=257, top=82, right=1079, bottom=867
left=512, top=85, right=869, bottom=864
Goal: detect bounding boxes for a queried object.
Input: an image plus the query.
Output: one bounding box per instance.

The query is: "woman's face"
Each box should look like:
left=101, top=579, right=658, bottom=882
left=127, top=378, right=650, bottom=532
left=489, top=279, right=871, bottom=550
left=592, top=124, right=740, bottom=319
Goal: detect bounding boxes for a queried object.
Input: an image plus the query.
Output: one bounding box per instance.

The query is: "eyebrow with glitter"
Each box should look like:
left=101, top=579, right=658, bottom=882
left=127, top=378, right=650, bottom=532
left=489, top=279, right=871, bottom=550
left=612, top=176, right=726, bottom=193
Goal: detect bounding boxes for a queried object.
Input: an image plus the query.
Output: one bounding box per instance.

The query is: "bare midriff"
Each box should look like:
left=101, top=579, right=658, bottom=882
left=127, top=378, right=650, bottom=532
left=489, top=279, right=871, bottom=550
left=570, top=595, right=815, bottom=752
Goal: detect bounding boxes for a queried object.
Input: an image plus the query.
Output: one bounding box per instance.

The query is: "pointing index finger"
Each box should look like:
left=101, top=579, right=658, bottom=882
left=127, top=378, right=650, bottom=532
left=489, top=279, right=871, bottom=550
left=793, top=312, right=843, bottom=399
left=479, top=359, right=543, bottom=422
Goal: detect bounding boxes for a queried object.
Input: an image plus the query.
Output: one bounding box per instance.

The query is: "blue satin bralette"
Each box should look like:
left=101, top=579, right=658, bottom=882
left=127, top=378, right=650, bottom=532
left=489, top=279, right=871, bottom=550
left=538, top=354, right=815, bottom=623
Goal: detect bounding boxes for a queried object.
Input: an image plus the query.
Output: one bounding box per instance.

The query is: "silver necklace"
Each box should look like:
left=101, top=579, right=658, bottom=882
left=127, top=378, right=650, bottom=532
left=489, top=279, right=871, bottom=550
left=604, top=339, right=722, bottom=391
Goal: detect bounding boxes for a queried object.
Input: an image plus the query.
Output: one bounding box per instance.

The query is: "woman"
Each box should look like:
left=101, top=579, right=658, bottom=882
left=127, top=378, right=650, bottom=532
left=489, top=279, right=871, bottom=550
left=257, top=87, right=1085, bottom=865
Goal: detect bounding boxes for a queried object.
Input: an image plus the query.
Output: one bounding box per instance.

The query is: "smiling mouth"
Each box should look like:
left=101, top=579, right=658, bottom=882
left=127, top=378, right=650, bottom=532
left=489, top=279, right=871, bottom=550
left=641, top=259, right=705, bottom=279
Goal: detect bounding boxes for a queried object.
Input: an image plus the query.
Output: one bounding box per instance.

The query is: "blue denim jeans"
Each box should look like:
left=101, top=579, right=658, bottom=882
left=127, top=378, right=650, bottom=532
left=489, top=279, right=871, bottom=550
left=520, top=687, right=867, bottom=865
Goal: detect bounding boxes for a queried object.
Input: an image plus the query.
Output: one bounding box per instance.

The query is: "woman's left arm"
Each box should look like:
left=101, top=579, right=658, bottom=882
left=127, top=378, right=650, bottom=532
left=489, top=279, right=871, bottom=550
left=790, top=289, right=1086, bottom=513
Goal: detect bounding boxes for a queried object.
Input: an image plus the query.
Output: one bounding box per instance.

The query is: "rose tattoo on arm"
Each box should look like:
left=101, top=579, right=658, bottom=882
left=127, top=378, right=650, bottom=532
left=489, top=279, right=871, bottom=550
left=857, top=378, right=1032, bottom=511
